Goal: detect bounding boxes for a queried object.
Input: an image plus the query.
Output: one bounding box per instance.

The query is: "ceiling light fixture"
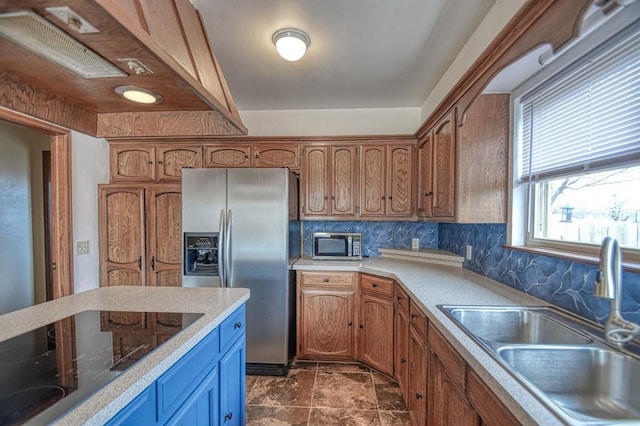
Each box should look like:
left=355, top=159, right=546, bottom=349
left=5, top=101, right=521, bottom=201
left=272, top=28, right=310, bottom=61
left=114, top=85, right=163, bottom=104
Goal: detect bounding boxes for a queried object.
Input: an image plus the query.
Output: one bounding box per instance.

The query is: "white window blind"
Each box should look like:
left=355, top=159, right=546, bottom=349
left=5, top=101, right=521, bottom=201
left=520, top=27, right=640, bottom=183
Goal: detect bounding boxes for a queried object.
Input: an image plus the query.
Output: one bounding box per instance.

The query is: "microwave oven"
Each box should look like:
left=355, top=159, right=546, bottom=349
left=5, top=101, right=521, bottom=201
left=312, top=232, right=362, bottom=260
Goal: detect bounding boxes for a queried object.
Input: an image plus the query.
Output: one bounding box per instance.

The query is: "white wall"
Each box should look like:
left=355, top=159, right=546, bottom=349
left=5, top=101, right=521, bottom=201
left=71, top=131, right=109, bottom=293
left=0, top=121, right=49, bottom=315
left=420, top=0, right=527, bottom=121
left=240, top=107, right=421, bottom=136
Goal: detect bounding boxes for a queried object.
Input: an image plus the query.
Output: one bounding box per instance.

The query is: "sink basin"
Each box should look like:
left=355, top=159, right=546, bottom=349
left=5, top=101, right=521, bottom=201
left=444, top=307, right=592, bottom=345
left=498, top=346, right=640, bottom=421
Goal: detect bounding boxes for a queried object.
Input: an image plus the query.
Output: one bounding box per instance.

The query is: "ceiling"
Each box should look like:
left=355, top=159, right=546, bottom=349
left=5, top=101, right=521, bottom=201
left=194, top=0, right=496, bottom=111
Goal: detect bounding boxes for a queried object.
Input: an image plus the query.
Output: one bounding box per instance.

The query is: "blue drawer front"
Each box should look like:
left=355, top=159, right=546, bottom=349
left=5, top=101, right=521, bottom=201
left=157, top=327, right=220, bottom=421
left=219, top=306, right=245, bottom=351
left=106, top=383, right=156, bottom=426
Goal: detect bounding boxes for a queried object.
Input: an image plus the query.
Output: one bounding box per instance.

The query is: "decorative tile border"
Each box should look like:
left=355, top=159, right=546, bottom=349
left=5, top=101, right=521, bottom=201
left=301, top=221, right=438, bottom=258
left=439, top=223, right=640, bottom=325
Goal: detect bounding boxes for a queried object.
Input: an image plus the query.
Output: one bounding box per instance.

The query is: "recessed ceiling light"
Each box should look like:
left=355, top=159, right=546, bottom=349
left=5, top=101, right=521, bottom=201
left=114, top=85, right=163, bottom=104
left=272, top=28, right=310, bottom=62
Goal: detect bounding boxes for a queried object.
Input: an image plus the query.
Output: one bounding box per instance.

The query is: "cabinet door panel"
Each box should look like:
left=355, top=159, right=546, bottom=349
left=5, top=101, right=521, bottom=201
left=219, top=337, right=246, bottom=426
left=204, top=145, right=251, bottom=167
left=147, top=186, right=182, bottom=287
left=432, top=110, right=456, bottom=217
left=166, top=365, right=218, bottom=426
left=253, top=145, right=300, bottom=169
left=387, top=145, right=412, bottom=216
left=409, top=326, right=428, bottom=426
left=360, top=146, right=386, bottom=216
left=395, top=309, right=410, bottom=404
left=302, top=146, right=329, bottom=215
left=358, top=293, right=394, bottom=376
left=110, top=147, right=155, bottom=182
left=157, top=146, right=202, bottom=181
left=429, top=354, right=479, bottom=426
left=417, top=136, right=433, bottom=217
left=99, top=187, right=145, bottom=288
left=299, top=289, right=354, bottom=359
left=331, top=146, right=357, bottom=216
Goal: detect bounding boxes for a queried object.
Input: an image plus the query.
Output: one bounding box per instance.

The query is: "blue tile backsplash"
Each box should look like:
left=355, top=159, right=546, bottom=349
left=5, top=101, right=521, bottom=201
left=439, top=223, right=640, bottom=325
left=301, top=221, right=438, bottom=257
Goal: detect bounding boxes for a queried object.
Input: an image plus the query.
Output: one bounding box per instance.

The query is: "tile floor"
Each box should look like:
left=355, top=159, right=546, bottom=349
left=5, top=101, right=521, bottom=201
left=246, top=361, right=411, bottom=425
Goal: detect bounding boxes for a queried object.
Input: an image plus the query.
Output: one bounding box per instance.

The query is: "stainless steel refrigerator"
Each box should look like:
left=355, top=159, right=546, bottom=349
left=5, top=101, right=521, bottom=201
left=181, top=168, right=294, bottom=375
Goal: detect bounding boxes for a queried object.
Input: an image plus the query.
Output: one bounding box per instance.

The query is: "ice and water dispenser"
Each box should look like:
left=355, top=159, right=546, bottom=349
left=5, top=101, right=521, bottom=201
left=183, top=233, right=219, bottom=276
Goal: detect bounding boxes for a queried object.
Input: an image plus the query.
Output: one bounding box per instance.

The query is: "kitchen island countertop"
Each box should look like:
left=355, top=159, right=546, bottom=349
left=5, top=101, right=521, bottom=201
left=0, top=286, right=249, bottom=425
left=293, top=253, right=570, bottom=425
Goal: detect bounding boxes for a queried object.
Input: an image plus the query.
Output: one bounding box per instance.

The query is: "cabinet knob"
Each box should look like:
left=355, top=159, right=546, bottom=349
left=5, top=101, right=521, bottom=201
left=324, top=196, right=328, bottom=200
left=425, top=192, right=433, bottom=197
left=401, top=358, right=406, bottom=364
left=234, top=322, right=242, bottom=329
left=331, top=196, right=336, bottom=200
left=147, top=161, right=153, bottom=165
left=347, top=321, right=353, bottom=326
left=372, top=282, right=378, bottom=288
left=359, top=324, right=364, bottom=329
left=410, top=313, right=417, bottom=319
left=157, top=160, right=163, bottom=165
left=225, top=412, right=233, bottom=421
left=397, top=296, right=402, bottom=301
left=416, top=393, right=423, bottom=400
left=381, top=196, right=386, bottom=200
left=388, top=195, right=393, bottom=200
left=323, top=277, right=330, bottom=283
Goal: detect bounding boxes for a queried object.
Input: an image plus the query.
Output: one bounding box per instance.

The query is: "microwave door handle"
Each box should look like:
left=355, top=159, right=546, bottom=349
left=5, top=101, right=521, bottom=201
left=225, top=209, right=232, bottom=287
left=218, top=209, right=225, bottom=287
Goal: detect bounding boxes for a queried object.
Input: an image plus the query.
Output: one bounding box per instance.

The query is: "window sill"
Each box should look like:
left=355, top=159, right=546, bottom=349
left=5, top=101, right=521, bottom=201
left=503, top=245, right=640, bottom=273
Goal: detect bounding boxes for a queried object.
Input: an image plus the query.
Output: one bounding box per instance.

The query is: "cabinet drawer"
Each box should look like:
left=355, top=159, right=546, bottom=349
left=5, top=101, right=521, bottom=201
left=360, top=274, right=393, bottom=297
left=429, top=324, right=466, bottom=391
left=220, top=305, right=246, bottom=351
left=157, top=327, right=220, bottom=421
left=299, top=271, right=355, bottom=288
left=395, top=284, right=409, bottom=315
left=409, top=300, right=427, bottom=339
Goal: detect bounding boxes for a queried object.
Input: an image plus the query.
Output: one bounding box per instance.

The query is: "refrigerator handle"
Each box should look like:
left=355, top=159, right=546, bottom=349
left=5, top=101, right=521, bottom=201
left=225, top=209, right=232, bottom=287
left=218, top=209, right=226, bottom=287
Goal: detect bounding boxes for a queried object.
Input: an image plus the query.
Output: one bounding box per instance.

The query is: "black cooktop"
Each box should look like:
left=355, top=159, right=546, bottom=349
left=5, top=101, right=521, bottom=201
left=0, top=310, right=203, bottom=425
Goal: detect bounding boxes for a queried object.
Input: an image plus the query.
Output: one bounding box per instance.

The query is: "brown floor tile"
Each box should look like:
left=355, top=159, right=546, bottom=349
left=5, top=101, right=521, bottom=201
left=373, top=375, right=406, bottom=411
left=246, top=375, right=258, bottom=393
left=317, top=362, right=371, bottom=373
left=247, top=370, right=316, bottom=407
left=312, top=372, right=377, bottom=410
left=246, top=406, right=310, bottom=425
left=379, top=410, right=412, bottom=425
left=309, top=408, right=381, bottom=426
left=290, top=360, right=318, bottom=371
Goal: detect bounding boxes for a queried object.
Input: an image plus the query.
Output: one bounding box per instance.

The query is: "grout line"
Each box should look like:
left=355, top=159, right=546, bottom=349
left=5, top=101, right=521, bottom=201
left=308, top=362, right=318, bottom=424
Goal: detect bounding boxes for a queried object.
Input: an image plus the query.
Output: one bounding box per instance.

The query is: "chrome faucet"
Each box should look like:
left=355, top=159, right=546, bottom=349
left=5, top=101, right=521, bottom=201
left=593, top=237, right=640, bottom=346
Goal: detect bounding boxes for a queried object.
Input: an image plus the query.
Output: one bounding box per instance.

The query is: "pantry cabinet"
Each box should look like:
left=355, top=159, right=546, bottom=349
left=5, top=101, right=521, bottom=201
left=98, top=184, right=182, bottom=289
left=110, top=144, right=202, bottom=182
left=301, top=145, right=357, bottom=218
left=360, top=144, right=413, bottom=217
left=297, top=272, right=356, bottom=360
left=357, top=274, right=394, bottom=376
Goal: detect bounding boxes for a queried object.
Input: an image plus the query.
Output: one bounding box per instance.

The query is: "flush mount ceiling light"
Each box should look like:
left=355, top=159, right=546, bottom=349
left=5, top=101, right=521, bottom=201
left=272, top=28, right=310, bottom=61
left=114, top=85, right=163, bottom=104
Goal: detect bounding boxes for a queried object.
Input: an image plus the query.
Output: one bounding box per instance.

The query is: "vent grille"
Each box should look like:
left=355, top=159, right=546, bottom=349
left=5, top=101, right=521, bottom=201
left=0, top=11, right=126, bottom=79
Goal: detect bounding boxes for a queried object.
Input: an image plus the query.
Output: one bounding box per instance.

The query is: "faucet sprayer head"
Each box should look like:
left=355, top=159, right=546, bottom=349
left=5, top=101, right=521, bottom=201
left=593, top=237, right=618, bottom=300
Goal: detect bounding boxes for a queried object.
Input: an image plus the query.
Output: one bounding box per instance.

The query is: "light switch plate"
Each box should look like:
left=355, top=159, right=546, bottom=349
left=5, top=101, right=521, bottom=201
left=412, top=238, right=420, bottom=250
left=77, top=240, right=89, bottom=255
left=465, top=245, right=472, bottom=260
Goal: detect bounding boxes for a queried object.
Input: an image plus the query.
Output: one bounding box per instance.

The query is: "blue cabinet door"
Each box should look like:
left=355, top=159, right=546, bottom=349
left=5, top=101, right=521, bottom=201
left=164, top=365, right=219, bottom=426
left=106, top=384, right=156, bottom=426
left=218, top=337, right=245, bottom=426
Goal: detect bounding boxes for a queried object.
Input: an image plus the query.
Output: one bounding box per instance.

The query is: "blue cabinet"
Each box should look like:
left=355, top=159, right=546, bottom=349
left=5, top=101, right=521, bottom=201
left=106, top=305, right=246, bottom=426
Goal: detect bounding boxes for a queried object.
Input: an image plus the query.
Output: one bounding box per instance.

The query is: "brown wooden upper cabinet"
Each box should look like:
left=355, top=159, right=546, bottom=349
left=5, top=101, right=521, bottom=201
left=252, top=145, right=301, bottom=170
left=301, top=145, right=357, bottom=218
left=360, top=144, right=413, bottom=217
left=417, top=95, right=508, bottom=223
left=204, top=145, right=252, bottom=168
left=110, top=144, right=202, bottom=182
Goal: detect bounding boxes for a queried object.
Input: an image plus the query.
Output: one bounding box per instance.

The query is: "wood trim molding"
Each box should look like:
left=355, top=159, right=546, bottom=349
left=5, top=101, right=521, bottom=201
left=0, top=73, right=97, bottom=136
left=415, top=0, right=593, bottom=137
left=104, top=134, right=418, bottom=144
left=50, top=134, right=74, bottom=299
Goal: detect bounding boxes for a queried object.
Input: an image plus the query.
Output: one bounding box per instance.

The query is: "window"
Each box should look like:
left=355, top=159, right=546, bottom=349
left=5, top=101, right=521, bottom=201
left=516, top=24, right=640, bottom=259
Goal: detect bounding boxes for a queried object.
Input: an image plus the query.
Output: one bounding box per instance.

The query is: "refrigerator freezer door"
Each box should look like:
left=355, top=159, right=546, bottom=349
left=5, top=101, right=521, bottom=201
left=182, top=169, right=226, bottom=288
left=227, top=169, right=290, bottom=366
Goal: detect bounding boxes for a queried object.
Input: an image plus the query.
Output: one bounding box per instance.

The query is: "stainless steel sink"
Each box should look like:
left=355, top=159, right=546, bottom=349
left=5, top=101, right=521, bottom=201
left=438, top=304, right=640, bottom=424
left=498, top=346, right=640, bottom=421
left=446, top=307, right=592, bottom=345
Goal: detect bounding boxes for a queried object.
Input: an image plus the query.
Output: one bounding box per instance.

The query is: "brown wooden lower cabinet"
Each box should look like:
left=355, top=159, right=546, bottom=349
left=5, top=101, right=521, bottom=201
left=408, top=322, right=428, bottom=426
left=357, top=274, right=394, bottom=376
left=428, top=352, right=479, bottom=426
left=467, top=369, right=521, bottom=426
left=394, top=303, right=410, bottom=403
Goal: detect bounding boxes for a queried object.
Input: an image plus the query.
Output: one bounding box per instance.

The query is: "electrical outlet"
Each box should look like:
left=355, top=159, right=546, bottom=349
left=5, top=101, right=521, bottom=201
left=77, top=240, right=89, bottom=255
left=465, top=245, right=472, bottom=260
left=412, top=238, right=420, bottom=250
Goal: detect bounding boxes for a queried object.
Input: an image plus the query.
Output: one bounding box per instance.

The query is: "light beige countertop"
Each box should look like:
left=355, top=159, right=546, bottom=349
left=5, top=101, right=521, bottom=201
left=0, top=286, right=250, bottom=425
left=293, top=252, right=568, bottom=425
